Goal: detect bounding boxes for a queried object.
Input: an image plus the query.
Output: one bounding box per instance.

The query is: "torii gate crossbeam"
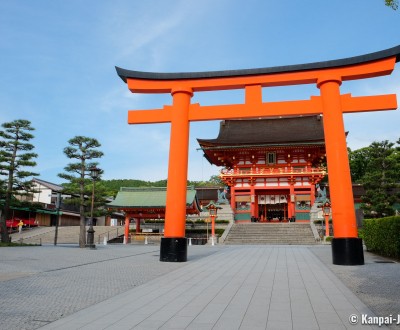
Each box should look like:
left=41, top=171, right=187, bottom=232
left=116, top=45, right=399, bottom=265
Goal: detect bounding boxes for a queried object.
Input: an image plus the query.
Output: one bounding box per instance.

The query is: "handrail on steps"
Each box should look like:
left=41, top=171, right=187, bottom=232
left=97, top=227, right=121, bottom=244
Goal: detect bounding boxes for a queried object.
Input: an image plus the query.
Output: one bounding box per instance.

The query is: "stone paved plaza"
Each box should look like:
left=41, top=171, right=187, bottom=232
left=0, top=244, right=398, bottom=329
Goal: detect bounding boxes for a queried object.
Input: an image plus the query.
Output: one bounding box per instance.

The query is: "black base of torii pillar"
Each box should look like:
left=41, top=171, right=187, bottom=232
left=160, top=237, right=188, bottom=262
left=331, top=238, right=364, bottom=265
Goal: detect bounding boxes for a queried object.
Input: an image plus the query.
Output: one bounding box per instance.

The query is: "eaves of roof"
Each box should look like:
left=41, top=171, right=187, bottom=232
left=108, top=187, right=198, bottom=209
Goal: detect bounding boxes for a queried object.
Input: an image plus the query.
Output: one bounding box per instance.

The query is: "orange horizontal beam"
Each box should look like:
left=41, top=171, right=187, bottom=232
left=127, top=98, right=322, bottom=124
left=128, top=106, right=172, bottom=124
left=188, top=97, right=322, bottom=122
left=127, top=93, right=397, bottom=125
left=220, top=172, right=326, bottom=178
left=126, top=57, right=396, bottom=94
left=340, top=93, right=397, bottom=113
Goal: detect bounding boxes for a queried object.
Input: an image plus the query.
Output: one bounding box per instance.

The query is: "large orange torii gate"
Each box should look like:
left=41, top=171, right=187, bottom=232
left=116, top=45, right=399, bottom=265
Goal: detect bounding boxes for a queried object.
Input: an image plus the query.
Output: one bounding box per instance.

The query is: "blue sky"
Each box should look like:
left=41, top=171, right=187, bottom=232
left=1, top=0, right=399, bottom=184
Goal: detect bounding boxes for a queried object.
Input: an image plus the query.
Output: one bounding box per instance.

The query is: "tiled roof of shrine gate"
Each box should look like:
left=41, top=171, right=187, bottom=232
left=116, top=45, right=400, bottom=82
left=197, top=116, right=325, bottom=147
left=107, top=186, right=200, bottom=210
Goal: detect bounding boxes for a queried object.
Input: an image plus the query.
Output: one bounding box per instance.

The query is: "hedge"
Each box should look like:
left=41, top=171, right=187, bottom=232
left=144, top=219, right=230, bottom=224
left=363, top=216, right=400, bottom=259
left=186, top=228, right=225, bottom=236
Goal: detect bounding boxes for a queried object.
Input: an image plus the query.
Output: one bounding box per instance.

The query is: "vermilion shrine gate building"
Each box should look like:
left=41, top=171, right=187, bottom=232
left=198, top=116, right=326, bottom=223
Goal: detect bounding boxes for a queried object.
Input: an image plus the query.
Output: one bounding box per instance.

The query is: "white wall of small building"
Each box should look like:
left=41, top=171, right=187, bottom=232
left=32, top=183, right=52, bottom=204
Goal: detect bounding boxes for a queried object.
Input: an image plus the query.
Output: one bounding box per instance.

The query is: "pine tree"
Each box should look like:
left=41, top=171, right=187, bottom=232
left=58, top=136, right=103, bottom=248
left=0, top=120, right=38, bottom=243
left=349, top=139, right=400, bottom=217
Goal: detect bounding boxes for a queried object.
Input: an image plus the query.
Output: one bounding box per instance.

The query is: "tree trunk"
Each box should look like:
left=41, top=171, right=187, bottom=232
left=0, top=211, right=9, bottom=243
left=79, top=158, right=86, bottom=248
left=79, top=206, right=86, bottom=248
left=1, top=138, right=17, bottom=243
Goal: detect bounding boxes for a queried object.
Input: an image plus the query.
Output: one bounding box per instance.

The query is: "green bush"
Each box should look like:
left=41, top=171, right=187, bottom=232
left=313, top=220, right=332, bottom=225
left=187, top=219, right=229, bottom=224
left=363, top=216, right=400, bottom=259
left=143, top=219, right=165, bottom=223
left=0, top=242, right=39, bottom=247
left=357, top=228, right=364, bottom=240
left=144, top=219, right=230, bottom=224
left=186, top=228, right=225, bottom=236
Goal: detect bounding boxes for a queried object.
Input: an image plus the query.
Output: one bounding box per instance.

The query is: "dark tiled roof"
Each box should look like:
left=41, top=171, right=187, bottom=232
left=33, top=178, right=63, bottom=192
left=352, top=184, right=366, bottom=198
left=195, top=187, right=231, bottom=201
left=197, top=116, right=324, bottom=146
left=195, top=188, right=219, bottom=201
left=108, top=186, right=200, bottom=209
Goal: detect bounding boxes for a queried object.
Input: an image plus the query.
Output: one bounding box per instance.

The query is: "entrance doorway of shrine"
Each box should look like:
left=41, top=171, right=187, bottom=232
left=257, top=192, right=289, bottom=222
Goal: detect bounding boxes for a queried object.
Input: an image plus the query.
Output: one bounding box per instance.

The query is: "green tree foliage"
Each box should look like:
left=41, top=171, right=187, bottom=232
left=385, top=0, right=399, bottom=10
left=102, top=179, right=168, bottom=196
left=349, top=139, right=400, bottom=217
left=0, top=120, right=38, bottom=243
left=349, top=147, right=371, bottom=182
left=58, top=136, right=103, bottom=248
left=206, top=175, right=225, bottom=186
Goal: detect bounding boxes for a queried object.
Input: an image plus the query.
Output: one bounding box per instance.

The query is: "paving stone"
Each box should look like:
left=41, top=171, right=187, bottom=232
left=0, top=244, right=394, bottom=330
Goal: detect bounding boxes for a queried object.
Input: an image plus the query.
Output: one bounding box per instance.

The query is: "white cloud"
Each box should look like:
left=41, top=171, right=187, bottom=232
left=99, top=87, right=141, bottom=114
left=100, top=1, right=194, bottom=67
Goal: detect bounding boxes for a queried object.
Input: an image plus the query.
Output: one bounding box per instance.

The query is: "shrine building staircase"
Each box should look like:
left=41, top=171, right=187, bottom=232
left=223, top=222, right=318, bottom=245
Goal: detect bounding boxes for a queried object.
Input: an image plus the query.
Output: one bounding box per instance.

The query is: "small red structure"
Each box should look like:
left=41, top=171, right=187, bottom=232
left=6, top=218, right=37, bottom=229
left=108, top=187, right=201, bottom=244
left=116, top=45, right=399, bottom=264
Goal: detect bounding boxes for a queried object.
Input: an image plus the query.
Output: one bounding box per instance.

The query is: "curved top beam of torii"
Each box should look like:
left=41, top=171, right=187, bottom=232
left=116, top=44, right=400, bottom=83
left=115, top=45, right=399, bottom=125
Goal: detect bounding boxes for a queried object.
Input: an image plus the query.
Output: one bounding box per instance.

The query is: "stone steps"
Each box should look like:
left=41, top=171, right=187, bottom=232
left=224, top=223, right=318, bottom=245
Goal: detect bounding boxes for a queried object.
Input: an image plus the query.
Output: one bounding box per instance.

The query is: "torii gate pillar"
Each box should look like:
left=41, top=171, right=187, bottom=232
left=160, top=88, right=192, bottom=261
left=116, top=45, right=399, bottom=264
left=318, top=78, right=362, bottom=264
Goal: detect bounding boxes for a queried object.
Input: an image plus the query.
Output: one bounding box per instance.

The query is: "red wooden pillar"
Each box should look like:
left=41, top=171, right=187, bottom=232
left=135, top=218, right=140, bottom=233
left=160, top=88, right=193, bottom=262
left=254, top=194, right=259, bottom=220
left=310, top=181, right=316, bottom=206
left=250, top=186, right=255, bottom=219
left=318, top=77, right=364, bottom=265
left=124, top=215, right=130, bottom=244
left=230, top=186, right=236, bottom=212
left=211, top=215, right=216, bottom=238
left=289, top=183, right=295, bottom=219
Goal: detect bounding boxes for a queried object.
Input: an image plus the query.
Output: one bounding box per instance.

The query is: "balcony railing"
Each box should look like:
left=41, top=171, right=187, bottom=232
left=220, top=166, right=326, bottom=177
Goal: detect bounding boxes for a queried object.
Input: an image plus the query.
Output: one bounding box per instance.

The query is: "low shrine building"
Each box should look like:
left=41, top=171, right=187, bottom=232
left=107, top=186, right=201, bottom=232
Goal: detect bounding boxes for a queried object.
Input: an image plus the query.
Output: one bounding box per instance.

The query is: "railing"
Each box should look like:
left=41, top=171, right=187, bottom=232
left=221, top=166, right=326, bottom=177
left=97, top=228, right=121, bottom=244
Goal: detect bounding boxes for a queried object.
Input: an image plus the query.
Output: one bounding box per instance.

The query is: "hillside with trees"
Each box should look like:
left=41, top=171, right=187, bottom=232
left=102, top=175, right=224, bottom=197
